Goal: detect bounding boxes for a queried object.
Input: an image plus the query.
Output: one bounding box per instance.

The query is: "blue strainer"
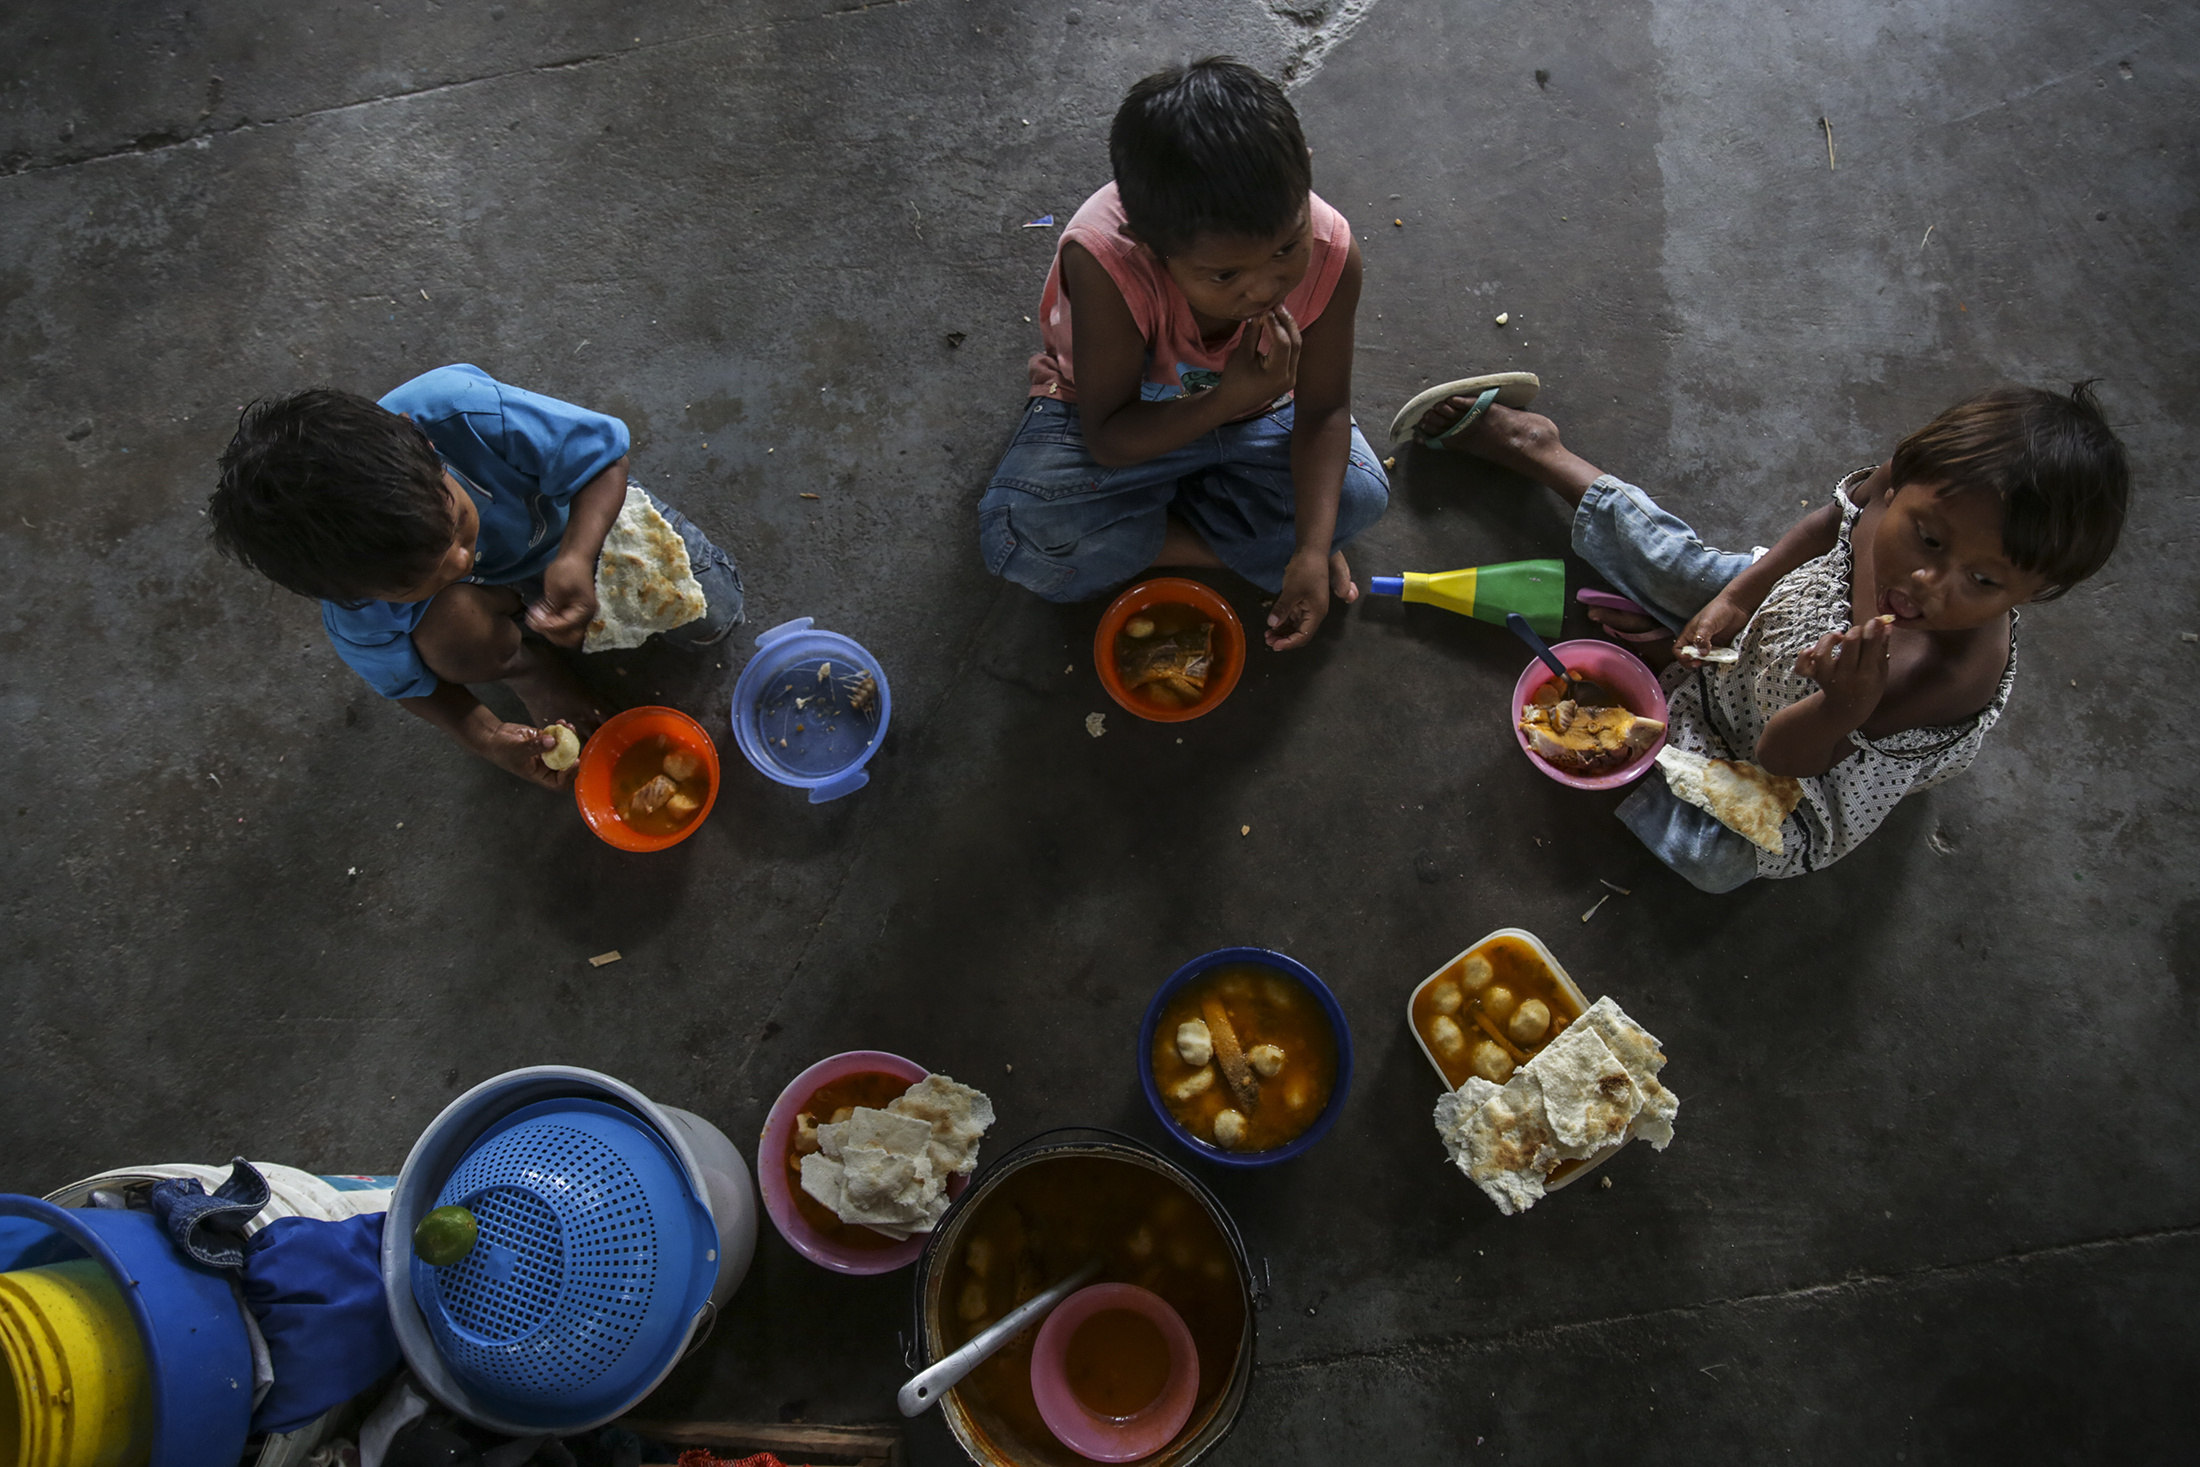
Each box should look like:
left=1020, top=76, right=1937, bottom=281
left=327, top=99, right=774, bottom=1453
left=411, top=1098, right=718, bottom=1429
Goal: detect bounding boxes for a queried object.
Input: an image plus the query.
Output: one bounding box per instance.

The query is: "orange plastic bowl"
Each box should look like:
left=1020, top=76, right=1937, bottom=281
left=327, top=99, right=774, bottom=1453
left=1093, top=578, right=1246, bottom=723
left=572, top=706, right=721, bottom=852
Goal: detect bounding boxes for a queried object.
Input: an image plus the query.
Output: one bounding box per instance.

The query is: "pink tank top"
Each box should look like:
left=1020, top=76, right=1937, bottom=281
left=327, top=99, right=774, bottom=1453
left=1026, top=183, right=1354, bottom=412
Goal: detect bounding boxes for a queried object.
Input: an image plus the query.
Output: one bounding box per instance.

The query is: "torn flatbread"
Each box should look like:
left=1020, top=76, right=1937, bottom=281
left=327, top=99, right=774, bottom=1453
left=818, top=1106, right=933, bottom=1162
left=1580, top=997, right=1679, bottom=1149
left=1531, top=1021, right=1641, bottom=1153
left=886, top=1074, right=996, bottom=1177
left=1447, top=1072, right=1567, bottom=1217
left=797, top=1078, right=997, bottom=1240
left=837, top=1143, right=935, bottom=1227
left=1433, top=996, right=1679, bottom=1214
left=798, top=1152, right=848, bottom=1215
left=1655, top=746, right=1802, bottom=854
left=584, top=485, right=708, bottom=652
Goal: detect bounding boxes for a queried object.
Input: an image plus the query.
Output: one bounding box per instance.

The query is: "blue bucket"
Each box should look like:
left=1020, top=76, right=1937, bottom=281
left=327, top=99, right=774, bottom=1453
left=1136, top=947, right=1355, bottom=1168
left=729, top=617, right=890, bottom=802
left=0, top=1196, right=253, bottom=1467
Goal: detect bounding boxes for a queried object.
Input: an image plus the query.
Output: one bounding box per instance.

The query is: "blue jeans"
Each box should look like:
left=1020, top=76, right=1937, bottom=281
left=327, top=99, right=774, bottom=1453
left=1572, top=476, right=1762, bottom=893
left=977, top=394, right=1391, bottom=601
left=506, top=482, right=744, bottom=646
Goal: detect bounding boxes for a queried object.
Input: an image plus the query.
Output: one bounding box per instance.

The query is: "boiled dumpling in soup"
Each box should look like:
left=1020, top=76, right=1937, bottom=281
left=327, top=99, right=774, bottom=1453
left=1508, top=998, right=1551, bottom=1045
left=1176, top=1019, right=1213, bottom=1067
left=1473, top=1041, right=1515, bottom=1084
left=1171, top=1067, right=1216, bottom=1102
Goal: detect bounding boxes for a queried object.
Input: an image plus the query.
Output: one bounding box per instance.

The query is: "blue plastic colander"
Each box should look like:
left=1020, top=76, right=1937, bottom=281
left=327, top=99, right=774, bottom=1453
left=410, top=1099, right=718, bottom=1429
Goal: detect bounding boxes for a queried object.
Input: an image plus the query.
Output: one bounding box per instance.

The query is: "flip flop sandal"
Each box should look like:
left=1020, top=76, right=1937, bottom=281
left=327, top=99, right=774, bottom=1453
left=1387, top=371, right=1542, bottom=448
left=1576, top=587, right=1670, bottom=643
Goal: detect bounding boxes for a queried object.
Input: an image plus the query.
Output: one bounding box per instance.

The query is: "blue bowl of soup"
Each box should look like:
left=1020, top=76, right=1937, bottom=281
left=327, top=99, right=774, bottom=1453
left=1139, top=947, right=1353, bottom=1168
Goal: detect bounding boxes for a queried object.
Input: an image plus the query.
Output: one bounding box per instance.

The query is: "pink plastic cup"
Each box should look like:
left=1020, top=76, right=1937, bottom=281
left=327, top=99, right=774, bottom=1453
left=756, top=1050, right=964, bottom=1275
left=1030, top=1284, right=1200, bottom=1463
left=1510, top=638, right=1670, bottom=790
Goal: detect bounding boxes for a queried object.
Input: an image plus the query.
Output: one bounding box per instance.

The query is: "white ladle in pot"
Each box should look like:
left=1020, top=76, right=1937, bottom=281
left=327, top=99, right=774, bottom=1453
left=897, top=1258, right=1104, bottom=1417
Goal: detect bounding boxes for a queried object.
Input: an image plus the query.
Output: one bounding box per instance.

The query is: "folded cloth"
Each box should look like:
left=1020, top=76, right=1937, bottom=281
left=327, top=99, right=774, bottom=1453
left=148, top=1156, right=270, bottom=1269
left=243, top=1214, right=403, bottom=1435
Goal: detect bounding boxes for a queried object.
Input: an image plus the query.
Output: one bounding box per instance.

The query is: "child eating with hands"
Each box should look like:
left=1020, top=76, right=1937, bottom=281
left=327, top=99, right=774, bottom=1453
left=978, top=57, right=1389, bottom=650
left=1406, top=379, right=2129, bottom=889
left=209, top=365, right=742, bottom=788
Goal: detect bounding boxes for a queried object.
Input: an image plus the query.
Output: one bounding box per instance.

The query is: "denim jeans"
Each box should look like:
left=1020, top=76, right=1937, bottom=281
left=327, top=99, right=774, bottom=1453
left=508, top=481, right=744, bottom=646
left=1572, top=475, right=1762, bottom=893
left=977, top=393, right=1391, bottom=601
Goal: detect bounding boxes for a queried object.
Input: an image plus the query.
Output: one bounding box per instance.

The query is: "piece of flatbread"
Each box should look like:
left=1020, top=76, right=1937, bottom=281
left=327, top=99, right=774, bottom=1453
left=1434, top=997, right=1680, bottom=1214
left=817, top=1105, right=934, bottom=1163
left=837, top=1143, right=935, bottom=1228
left=1530, top=1022, right=1641, bottom=1153
left=886, top=1074, right=997, bottom=1177
left=583, top=485, right=708, bottom=652
left=798, top=1152, right=848, bottom=1215
left=1655, top=746, right=1802, bottom=854
left=1580, top=997, right=1679, bottom=1149
left=1454, top=1073, right=1568, bottom=1217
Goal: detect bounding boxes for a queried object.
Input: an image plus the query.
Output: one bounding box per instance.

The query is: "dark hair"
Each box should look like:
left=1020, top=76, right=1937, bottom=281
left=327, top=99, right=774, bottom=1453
left=208, top=389, right=453, bottom=604
left=1109, top=56, right=1311, bottom=257
left=1890, top=382, right=2130, bottom=599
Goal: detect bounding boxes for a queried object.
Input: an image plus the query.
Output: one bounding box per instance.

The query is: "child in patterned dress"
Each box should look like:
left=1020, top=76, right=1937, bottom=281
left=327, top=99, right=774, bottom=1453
left=1402, top=381, right=2130, bottom=889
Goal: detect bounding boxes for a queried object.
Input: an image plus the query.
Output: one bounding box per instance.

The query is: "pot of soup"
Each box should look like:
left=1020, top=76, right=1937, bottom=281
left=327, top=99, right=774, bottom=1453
left=911, top=1130, right=1256, bottom=1466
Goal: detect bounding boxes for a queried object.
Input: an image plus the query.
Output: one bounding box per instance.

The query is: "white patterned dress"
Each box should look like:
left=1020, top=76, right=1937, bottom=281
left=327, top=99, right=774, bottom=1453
left=1655, top=471, right=2019, bottom=878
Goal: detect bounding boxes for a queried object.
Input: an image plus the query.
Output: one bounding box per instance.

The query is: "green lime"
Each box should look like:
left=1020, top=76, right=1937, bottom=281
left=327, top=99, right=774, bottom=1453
left=412, top=1205, right=479, bottom=1267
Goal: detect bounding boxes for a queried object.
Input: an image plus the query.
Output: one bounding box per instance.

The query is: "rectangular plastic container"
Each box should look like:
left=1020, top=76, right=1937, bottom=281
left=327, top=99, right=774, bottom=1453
left=1408, top=927, right=1626, bottom=1193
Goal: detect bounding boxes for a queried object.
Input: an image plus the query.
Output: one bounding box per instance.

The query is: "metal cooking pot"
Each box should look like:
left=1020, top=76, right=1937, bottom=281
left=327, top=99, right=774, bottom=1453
left=910, top=1129, right=1258, bottom=1466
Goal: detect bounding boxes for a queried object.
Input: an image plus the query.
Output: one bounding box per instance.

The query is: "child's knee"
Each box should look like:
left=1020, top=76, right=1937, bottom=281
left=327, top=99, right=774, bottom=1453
left=415, top=586, right=521, bottom=683
left=978, top=503, right=1083, bottom=601
left=979, top=501, right=1152, bottom=603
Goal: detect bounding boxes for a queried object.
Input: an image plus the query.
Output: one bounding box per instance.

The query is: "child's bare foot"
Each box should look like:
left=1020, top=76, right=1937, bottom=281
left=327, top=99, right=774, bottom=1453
left=508, top=642, right=611, bottom=739
left=1330, top=550, right=1359, bottom=604
left=1416, top=401, right=1604, bottom=506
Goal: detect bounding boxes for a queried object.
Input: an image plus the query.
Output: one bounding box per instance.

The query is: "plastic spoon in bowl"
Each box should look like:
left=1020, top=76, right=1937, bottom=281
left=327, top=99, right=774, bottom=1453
left=897, top=1257, right=1104, bottom=1418
left=1506, top=612, right=1618, bottom=709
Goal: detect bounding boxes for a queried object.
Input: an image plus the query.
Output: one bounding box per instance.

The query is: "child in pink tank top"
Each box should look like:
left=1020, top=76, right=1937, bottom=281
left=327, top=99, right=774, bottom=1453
left=977, top=58, right=1388, bottom=650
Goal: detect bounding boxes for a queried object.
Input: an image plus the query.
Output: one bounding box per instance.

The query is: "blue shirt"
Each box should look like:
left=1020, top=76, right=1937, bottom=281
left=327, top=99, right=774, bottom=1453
left=320, top=365, right=630, bottom=699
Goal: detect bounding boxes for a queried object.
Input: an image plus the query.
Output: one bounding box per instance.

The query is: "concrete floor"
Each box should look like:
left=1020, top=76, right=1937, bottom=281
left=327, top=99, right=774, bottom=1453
left=4, top=1, right=2196, bottom=1460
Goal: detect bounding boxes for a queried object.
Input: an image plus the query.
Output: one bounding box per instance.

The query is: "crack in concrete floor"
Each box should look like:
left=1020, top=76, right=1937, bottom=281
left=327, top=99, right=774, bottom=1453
left=1260, top=1219, right=2200, bottom=1375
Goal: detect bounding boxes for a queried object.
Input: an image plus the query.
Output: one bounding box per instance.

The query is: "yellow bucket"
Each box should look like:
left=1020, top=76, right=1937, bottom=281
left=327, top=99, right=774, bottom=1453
left=0, top=1259, right=152, bottom=1467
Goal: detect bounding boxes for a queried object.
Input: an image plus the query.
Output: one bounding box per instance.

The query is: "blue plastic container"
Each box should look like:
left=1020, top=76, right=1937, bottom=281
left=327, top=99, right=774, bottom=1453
left=409, top=1098, right=720, bottom=1433
left=0, top=1196, right=253, bottom=1467
left=728, top=617, right=891, bottom=803
left=1137, top=947, right=1355, bottom=1168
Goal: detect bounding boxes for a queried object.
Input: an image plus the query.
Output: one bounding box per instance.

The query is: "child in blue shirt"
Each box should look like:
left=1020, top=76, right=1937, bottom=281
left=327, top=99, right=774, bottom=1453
left=209, top=364, right=742, bottom=787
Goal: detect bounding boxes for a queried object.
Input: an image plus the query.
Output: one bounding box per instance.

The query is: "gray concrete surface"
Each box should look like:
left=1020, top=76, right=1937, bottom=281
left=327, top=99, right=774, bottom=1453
left=4, top=0, right=2196, bottom=1460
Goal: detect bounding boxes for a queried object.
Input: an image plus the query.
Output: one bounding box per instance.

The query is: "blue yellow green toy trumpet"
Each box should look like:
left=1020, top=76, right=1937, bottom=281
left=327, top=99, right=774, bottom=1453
left=1367, top=558, right=1565, bottom=639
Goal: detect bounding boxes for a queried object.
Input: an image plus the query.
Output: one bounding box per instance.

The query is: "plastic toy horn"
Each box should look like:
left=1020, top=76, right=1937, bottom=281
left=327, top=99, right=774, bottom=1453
left=1367, top=558, right=1565, bottom=639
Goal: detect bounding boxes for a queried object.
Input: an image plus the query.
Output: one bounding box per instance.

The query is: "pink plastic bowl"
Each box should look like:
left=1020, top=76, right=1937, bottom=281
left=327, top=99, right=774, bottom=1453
left=756, top=1050, right=964, bottom=1275
left=1030, top=1284, right=1200, bottom=1463
left=1510, top=638, right=1670, bottom=790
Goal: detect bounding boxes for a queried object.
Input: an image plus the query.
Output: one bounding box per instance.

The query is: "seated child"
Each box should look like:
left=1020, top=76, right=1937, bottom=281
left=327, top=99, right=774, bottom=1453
left=1403, top=379, right=2129, bottom=889
left=979, top=56, right=1389, bottom=650
left=208, top=364, right=743, bottom=787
